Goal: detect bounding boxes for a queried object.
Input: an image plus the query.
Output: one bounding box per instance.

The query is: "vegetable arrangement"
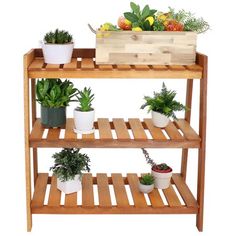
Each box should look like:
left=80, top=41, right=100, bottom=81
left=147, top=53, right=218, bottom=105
left=98, top=2, right=209, bottom=33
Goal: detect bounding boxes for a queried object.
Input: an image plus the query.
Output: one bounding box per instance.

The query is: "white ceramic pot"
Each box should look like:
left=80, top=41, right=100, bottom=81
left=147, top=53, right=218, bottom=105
left=42, top=42, right=74, bottom=64
left=57, top=174, right=81, bottom=194
left=74, top=109, right=95, bottom=134
left=151, top=169, right=173, bottom=189
left=138, top=183, right=154, bottom=193
left=151, top=111, right=170, bottom=128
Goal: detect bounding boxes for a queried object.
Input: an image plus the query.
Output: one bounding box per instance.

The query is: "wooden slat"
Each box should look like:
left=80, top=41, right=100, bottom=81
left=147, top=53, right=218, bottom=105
left=172, top=174, right=197, bottom=207
left=46, top=63, right=60, bottom=69
left=186, top=64, right=202, bottom=71
left=82, top=133, right=95, bottom=140
left=116, top=64, right=131, bottom=70
left=113, top=118, right=130, bottom=140
left=128, top=118, right=147, bottom=140
left=111, top=174, right=129, bottom=208
left=46, top=128, right=60, bottom=140
left=63, top=58, right=77, bottom=69
left=133, top=65, right=150, bottom=70
left=162, top=185, right=182, bottom=207
left=97, top=118, right=113, bottom=140
left=30, top=119, right=44, bottom=140
left=152, top=65, right=168, bottom=70
left=31, top=173, right=48, bottom=208
left=65, top=192, right=77, bottom=207
left=143, top=118, right=166, bottom=140
left=127, top=174, right=147, bottom=208
left=28, top=58, right=44, bottom=70
left=175, top=119, right=200, bottom=141
left=48, top=175, right=61, bottom=207
left=81, top=58, right=94, bottom=69
left=164, top=122, right=184, bottom=140
left=98, top=64, right=113, bottom=70
left=97, top=173, right=112, bottom=208
left=168, top=65, right=186, bottom=71
left=82, top=174, right=94, bottom=208
left=64, top=118, right=77, bottom=140
left=148, top=189, right=165, bottom=208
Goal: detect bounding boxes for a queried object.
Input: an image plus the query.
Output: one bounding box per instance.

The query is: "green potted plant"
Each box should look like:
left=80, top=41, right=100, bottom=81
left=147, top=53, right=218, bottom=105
left=50, top=148, right=90, bottom=194
left=74, top=87, right=95, bottom=134
left=36, top=79, right=78, bottom=128
left=139, top=174, right=155, bottom=193
left=42, top=29, right=74, bottom=64
left=141, top=82, right=188, bottom=128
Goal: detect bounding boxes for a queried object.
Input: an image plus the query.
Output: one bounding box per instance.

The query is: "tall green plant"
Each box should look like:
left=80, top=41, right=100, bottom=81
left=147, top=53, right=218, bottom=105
left=36, top=79, right=78, bottom=108
left=76, top=87, right=94, bottom=112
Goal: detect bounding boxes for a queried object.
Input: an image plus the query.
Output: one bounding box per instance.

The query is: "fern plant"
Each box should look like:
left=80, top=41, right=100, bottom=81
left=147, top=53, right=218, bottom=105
left=76, top=87, right=94, bottom=112
left=140, top=174, right=154, bottom=185
left=141, top=83, right=188, bottom=119
left=50, top=148, right=90, bottom=182
left=44, top=29, right=73, bottom=44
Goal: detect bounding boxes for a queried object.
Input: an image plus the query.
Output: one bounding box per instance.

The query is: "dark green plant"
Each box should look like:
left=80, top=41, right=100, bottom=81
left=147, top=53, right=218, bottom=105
left=124, top=2, right=157, bottom=30
left=76, top=87, right=94, bottom=112
left=156, top=163, right=169, bottom=170
left=50, top=148, right=90, bottom=182
left=36, top=79, right=78, bottom=108
left=140, top=83, right=188, bottom=120
left=140, top=174, right=154, bottom=185
left=44, top=29, right=73, bottom=44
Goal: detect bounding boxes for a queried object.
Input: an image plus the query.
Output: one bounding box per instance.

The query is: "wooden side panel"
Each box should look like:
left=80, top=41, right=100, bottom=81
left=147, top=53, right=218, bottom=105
left=30, top=119, right=44, bottom=140
left=162, top=185, right=182, bottom=207
left=128, top=118, right=147, bottom=140
left=164, top=122, right=184, bottom=140
left=64, top=118, right=77, bottom=140
left=113, top=118, right=130, bottom=140
left=144, top=118, right=166, bottom=140
left=82, top=174, right=94, bottom=208
left=97, top=118, right=113, bottom=140
left=48, top=175, right=61, bottom=207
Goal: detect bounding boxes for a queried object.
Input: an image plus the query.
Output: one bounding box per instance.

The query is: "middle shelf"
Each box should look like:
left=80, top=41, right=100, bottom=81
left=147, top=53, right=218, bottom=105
left=30, top=118, right=200, bottom=148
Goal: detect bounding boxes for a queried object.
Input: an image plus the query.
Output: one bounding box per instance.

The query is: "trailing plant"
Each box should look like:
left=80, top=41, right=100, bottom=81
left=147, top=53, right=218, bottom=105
left=36, top=79, right=78, bottom=108
left=44, top=29, right=73, bottom=44
left=50, top=148, right=90, bottom=182
left=76, top=87, right=94, bottom=112
left=140, top=174, right=154, bottom=185
left=140, top=82, right=188, bottom=120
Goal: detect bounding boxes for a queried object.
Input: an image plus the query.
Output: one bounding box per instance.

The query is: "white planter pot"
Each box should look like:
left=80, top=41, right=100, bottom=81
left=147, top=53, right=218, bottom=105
left=57, top=174, right=82, bottom=194
left=42, top=42, right=74, bottom=64
left=138, top=183, right=154, bottom=193
left=151, top=111, right=170, bottom=128
left=74, top=109, right=95, bottom=134
left=151, top=169, right=172, bottom=189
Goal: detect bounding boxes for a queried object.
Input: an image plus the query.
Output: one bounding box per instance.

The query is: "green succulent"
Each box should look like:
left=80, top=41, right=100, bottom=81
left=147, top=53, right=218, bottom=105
left=140, top=174, right=154, bottom=185
left=76, top=87, right=94, bottom=112
left=44, top=29, right=73, bottom=44
left=141, top=82, right=188, bottom=120
left=36, top=79, right=78, bottom=108
left=50, top=148, right=90, bottom=182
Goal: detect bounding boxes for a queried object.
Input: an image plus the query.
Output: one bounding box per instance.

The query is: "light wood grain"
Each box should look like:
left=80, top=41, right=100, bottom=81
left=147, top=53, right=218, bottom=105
left=164, top=122, right=184, bottom=140
left=162, top=185, right=182, bottom=207
left=128, top=118, right=147, bottom=140
left=97, top=118, right=113, bottom=140
left=64, top=118, right=77, bottom=140
left=81, top=58, right=94, bottom=69
left=82, top=174, right=94, bottom=208
left=65, top=193, right=77, bottom=207
left=144, top=118, right=166, bottom=140
left=48, top=175, right=61, bottom=207
left=113, top=118, right=130, bottom=140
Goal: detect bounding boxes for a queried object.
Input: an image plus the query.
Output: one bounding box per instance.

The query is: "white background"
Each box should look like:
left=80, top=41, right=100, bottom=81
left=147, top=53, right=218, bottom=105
left=0, top=0, right=235, bottom=235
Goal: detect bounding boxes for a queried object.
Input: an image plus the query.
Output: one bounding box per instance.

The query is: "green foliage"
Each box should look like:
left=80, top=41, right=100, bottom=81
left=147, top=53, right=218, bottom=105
left=76, top=87, right=94, bottom=112
left=36, top=79, right=78, bottom=108
left=44, top=29, right=73, bottom=44
left=140, top=174, right=154, bottom=185
left=141, top=83, right=188, bottom=120
left=50, top=148, right=90, bottom=182
left=153, top=20, right=165, bottom=31
left=124, top=2, right=157, bottom=30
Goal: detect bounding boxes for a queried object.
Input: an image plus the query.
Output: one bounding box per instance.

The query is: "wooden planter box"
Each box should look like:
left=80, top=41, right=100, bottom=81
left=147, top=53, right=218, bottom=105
left=96, top=31, right=197, bottom=65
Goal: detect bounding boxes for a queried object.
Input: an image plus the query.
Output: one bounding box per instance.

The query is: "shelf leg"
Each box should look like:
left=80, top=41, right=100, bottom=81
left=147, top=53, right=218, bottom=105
left=196, top=54, right=208, bottom=232
left=181, top=79, right=193, bottom=181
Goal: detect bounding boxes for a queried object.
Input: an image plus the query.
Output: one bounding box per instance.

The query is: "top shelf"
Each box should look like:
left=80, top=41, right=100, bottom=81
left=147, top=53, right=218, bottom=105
left=25, top=49, right=203, bottom=79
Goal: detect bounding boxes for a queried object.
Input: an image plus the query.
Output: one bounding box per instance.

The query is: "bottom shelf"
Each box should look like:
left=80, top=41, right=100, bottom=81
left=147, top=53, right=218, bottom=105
left=31, top=173, right=198, bottom=214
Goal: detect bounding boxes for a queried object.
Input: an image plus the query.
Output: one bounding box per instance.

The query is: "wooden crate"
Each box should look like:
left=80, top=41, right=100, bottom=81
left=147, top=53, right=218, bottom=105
left=96, top=31, right=197, bottom=65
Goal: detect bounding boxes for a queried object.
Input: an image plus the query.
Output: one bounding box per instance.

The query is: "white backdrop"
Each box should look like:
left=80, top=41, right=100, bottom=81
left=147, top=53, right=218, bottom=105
left=0, top=0, right=235, bottom=235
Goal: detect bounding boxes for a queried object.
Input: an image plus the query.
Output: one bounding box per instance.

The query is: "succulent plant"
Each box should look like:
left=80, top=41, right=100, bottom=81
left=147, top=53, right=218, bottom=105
left=76, top=87, right=94, bottom=112
left=44, top=29, right=73, bottom=44
left=140, top=174, right=155, bottom=185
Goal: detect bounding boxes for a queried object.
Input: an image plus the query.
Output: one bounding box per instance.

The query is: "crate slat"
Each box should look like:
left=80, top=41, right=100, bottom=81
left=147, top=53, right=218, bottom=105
left=128, top=119, right=147, bottom=140
left=98, top=64, right=113, bottom=70
left=164, top=122, right=184, bottom=140
left=65, top=192, right=77, bottom=207
left=64, top=118, right=77, bottom=140
left=133, top=65, right=150, bottom=71
left=47, top=128, right=60, bottom=140
left=81, top=58, right=94, bottom=69
left=82, top=173, right=94, bottom=208
left=30, top=119, right=44, bottom=140
left=148, top=189, right=165, bottom=208
left=111, top=173, right=129, bottom=208
left=143, top=118, right=166, bottom=140
left=63, top=58, right=77, bottom=69
left=162, top=185, right=182, bottom=207
left=116, top=64, right=131, bottom=70
left=48, top=175, right=61, bottom=207
left=113, top=118, right=130, bottom=140
left=29, top=58, right=45, bottom=70
left=152, top=65, right=168, bottom=70
left=97, top=173, right=112, bottom=208
left=97, top=118, right=113, bottom=140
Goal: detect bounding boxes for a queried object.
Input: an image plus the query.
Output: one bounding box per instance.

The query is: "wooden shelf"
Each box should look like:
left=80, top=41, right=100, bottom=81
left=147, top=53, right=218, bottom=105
left=26, top=49, right=203, bottom=79
left=31, top=173, right=198, bottom=214
left=30, top=118, right=200, bottom=148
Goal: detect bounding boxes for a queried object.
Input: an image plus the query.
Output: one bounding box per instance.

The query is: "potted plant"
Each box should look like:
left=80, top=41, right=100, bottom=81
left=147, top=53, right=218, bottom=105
left=74, top=87, right=95, bottom=134
left=36, top=79, right=78, bottom=128
left=50, top=148, right=90, bottom=194
left=141, top=82, right=188, bottom=128
left=139, top=174, right=155, bottom=193
left=42, top=29, right=74, bottom=64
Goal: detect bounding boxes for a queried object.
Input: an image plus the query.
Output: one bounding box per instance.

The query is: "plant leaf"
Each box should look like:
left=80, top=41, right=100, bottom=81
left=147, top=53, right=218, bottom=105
left=124, top=12, right=139, bottom=23
left=130, top=2, right=140, bottom=15
left=142, top=5, right=150, bottom=19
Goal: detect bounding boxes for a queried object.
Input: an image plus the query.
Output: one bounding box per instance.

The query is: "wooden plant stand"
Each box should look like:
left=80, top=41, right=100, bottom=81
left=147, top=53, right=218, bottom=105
left=24, top=48, right=207, bottom=232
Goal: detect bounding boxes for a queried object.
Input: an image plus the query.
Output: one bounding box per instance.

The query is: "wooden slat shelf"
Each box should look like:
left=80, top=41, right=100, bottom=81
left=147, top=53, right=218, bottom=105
left=31, top=173, right=198, bottom=214
left=30, top=118, right=200, bottom=148
left=26, top=49, right=203, bottom=79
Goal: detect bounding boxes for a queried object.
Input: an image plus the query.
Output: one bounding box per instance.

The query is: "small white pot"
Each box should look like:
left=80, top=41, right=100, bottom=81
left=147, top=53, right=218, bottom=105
left=74, top=109, right=95, bottom=134
left=151, top=111, right=170, bottom=128
left=42, top=42, right=74, bottom=64
left=139, top=183, right=154, bottom=193
left=57, top=174, right=82, bottom=194
left=151, top=169, right=173, bottom=189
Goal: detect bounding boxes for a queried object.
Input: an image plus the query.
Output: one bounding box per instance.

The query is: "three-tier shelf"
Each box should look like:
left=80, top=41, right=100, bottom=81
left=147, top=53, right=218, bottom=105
left=24, top=48, right=207, bottom=232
